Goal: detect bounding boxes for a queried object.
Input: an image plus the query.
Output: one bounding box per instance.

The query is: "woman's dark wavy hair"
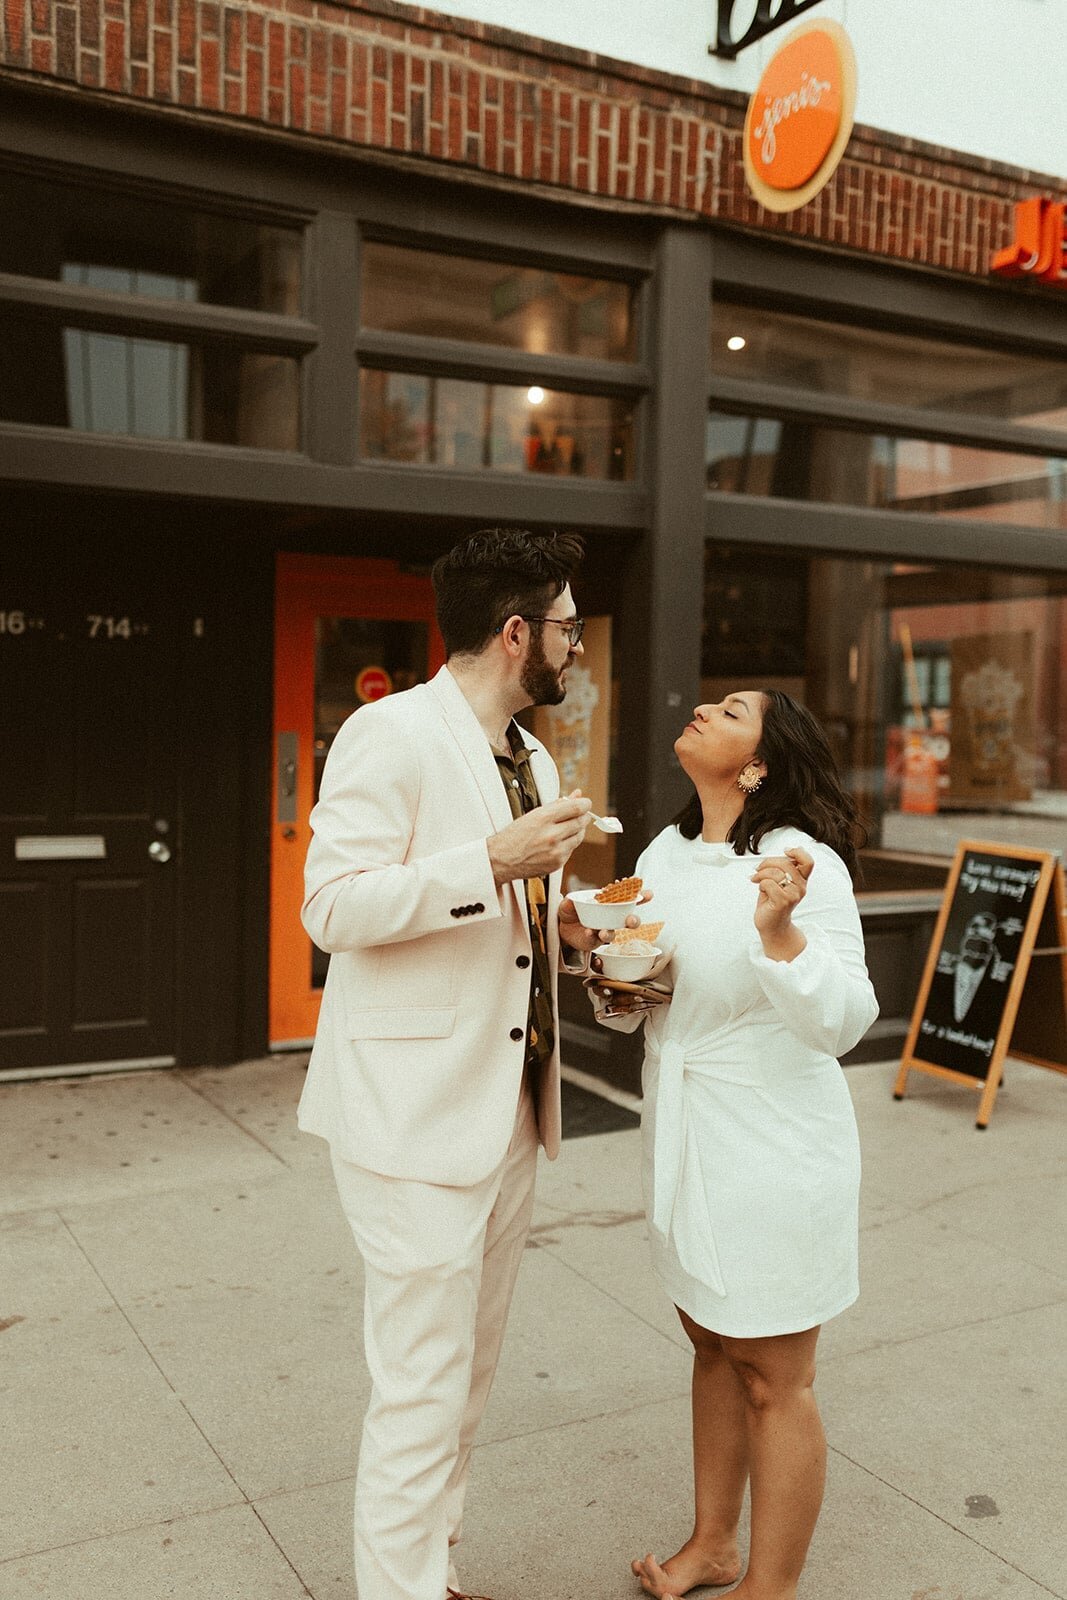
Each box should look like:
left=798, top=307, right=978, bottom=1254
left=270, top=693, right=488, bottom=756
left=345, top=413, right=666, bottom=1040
left=672, top=689, right=866, bottom=879
left=431, top=527, right=584, bottom=657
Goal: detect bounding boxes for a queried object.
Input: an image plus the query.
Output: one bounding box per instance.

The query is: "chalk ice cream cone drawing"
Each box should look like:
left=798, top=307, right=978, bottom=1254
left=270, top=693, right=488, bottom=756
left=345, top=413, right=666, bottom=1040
left=953, top=912, right=998, bottom=1023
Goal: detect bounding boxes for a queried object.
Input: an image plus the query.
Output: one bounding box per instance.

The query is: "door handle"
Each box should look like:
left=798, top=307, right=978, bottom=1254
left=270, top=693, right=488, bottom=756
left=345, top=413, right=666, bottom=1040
left=148, top=839, right=172, bottom=864
left=277, top=732, right=298, bottom=823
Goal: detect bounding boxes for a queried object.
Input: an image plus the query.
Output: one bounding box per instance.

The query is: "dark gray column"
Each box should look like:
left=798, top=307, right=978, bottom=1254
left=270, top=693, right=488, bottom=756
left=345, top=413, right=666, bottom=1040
left=618, top=225, right=712, bottom=842
left=304, top=210, right=360, bottom=466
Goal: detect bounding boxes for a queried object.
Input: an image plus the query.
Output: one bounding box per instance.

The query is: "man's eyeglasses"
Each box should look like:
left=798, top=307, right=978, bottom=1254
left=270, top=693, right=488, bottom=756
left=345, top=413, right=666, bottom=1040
left=516, top=615, right=585, bottom=647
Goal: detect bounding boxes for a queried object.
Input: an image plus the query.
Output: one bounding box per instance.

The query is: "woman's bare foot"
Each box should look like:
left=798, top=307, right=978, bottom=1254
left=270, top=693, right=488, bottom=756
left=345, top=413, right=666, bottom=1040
left=631, top=1538, right=742, bottom=1597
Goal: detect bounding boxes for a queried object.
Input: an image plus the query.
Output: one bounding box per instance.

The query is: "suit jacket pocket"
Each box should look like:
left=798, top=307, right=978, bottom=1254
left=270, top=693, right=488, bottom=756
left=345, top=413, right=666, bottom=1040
left=348, top=1006, right=457, bottom=1040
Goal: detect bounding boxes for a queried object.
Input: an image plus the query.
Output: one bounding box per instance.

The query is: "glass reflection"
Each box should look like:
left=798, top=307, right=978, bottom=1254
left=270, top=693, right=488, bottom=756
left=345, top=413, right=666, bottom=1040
left=361, top=370, right=634, bottom=479
left=707, top=412, right=1067, bottom=529
left=711, top=300, right=1067, bottom=433
left=702, top=544, right=1067, bottom=885
left=311, top=615, right=429, bottom=987
left=361, top=243, right=636, bottom=362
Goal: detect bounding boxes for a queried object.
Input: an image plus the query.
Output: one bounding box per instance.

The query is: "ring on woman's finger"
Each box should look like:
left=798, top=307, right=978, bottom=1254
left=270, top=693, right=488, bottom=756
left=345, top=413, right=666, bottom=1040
left=779, top=871, right=793, bottom=886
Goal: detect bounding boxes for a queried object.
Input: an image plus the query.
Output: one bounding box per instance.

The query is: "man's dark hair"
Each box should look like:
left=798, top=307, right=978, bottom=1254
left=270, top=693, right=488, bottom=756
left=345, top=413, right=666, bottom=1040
left=672, top=689, right=866, bottom=878
left=431, top=528, right=585, bottom=657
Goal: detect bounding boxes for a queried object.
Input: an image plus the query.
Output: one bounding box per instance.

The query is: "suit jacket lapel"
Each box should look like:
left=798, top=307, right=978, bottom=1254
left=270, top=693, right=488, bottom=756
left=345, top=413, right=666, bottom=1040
left=427, top=665, right=517, bottom=833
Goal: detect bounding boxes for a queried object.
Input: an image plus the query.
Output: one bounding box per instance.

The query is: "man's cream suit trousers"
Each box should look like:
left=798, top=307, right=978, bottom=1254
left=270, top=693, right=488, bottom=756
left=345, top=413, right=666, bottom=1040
left=331, top=1087, right=538, bottom=1600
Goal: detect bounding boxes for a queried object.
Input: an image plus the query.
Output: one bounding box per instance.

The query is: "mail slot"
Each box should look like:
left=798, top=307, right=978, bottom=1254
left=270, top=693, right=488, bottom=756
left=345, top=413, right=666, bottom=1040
left=15, top=835, right=107, bottom=861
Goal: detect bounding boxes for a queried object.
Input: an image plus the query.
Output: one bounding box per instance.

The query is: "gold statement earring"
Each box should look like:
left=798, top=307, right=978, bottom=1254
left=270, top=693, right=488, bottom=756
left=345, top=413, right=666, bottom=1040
left=737, top=765, right=763, bottom=794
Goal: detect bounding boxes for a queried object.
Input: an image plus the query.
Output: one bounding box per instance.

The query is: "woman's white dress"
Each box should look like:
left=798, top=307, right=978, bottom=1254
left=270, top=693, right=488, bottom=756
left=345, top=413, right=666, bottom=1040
left=602, top=824, right=878, bottom=1339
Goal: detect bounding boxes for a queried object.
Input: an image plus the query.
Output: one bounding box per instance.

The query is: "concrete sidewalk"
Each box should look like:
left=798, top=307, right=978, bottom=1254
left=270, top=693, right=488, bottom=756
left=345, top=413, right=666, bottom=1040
left=1, top=1054, right=1064, bottom=1600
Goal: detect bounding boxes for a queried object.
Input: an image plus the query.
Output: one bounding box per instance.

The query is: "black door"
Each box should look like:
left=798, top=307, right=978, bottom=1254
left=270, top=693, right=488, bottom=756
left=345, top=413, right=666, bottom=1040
left=1, top=542, right=179, bottom=1074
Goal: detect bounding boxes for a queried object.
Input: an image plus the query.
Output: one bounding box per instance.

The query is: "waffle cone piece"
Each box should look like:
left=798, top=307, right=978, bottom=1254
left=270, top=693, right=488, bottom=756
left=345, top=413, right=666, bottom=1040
left=594, top=875, right=643, bottom=904
left=613, top=920, right=664, bottom=946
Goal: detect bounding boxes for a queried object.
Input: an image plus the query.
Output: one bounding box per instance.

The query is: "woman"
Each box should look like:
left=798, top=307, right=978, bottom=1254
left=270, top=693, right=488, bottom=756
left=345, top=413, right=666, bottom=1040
left=593, top=689, right=878, bottom=1600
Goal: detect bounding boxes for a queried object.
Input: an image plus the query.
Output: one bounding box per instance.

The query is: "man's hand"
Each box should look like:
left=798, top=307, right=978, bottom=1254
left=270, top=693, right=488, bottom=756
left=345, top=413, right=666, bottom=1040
left=488, top=793, right=593, bottom=885
left=558, top=892, right=653, bottom=953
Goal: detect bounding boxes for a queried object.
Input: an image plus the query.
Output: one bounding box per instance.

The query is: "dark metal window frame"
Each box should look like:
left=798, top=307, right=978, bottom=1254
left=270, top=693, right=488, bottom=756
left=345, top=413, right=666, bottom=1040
left=706, top=232, right=1067, bottom=573
left=0, top=91, right=654, bottom=525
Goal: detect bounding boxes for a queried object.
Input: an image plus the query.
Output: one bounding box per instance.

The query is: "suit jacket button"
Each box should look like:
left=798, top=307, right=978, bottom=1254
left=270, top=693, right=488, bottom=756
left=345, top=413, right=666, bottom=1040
left=450, top=908, right=460, bottom=917
left=516, top=954, right=530, bottom=968
left=509, top=1027, right=524, bottom=1041
left=474, top=902, right=485, bottom=913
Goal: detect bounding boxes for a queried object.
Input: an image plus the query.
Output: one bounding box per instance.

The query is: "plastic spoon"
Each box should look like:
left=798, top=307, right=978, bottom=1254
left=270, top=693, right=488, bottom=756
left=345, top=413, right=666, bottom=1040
left=590, top=812, right=623, bottom=833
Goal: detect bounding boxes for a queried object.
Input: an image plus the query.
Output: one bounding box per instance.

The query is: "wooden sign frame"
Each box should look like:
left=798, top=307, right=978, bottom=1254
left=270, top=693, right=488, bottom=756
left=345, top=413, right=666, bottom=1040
left=894, top=840, right=1067, bottom=1128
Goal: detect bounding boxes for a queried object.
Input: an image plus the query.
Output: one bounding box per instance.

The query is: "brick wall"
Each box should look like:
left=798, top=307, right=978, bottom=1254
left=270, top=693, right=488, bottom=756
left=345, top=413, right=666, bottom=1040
left=0, top=0, right=1052, bottom=280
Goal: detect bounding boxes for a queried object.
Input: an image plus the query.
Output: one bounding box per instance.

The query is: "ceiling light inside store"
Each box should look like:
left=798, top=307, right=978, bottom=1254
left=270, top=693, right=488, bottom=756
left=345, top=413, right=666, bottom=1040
left=727, top=336, right=746, bottom=352
left=527, top=385, right=545, bottom=404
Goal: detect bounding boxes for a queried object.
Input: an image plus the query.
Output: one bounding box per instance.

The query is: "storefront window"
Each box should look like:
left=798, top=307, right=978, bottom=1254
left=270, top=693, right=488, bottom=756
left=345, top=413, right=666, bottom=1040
left=711, top=300, right=1067, bottom=432
left=0, top=313, right=300, bottom=449
left=359, top=369, right=634, bottom=479
left=703, top=544, right=1067, bottom=884
left=361, top=243, right=636, bottom=362
left=707, top=413, right=1067, bottom=529
left=0, top=168, right=303, bottom=314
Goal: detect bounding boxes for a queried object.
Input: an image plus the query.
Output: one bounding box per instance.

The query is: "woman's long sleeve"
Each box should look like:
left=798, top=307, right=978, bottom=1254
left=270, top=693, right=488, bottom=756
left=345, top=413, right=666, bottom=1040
left=748, top=847, right=878, bottom=1057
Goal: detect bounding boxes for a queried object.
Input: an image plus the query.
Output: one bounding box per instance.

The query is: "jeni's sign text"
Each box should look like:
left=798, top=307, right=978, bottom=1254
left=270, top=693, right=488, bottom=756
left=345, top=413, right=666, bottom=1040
left=991, top=199, right=1067, bottom=288
left=743, top=20, right=857, bottom=213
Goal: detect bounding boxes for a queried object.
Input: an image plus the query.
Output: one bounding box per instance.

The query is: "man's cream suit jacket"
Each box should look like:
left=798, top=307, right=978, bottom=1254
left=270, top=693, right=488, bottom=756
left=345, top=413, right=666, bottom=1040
left=298, top=663, right=576, bottom=1187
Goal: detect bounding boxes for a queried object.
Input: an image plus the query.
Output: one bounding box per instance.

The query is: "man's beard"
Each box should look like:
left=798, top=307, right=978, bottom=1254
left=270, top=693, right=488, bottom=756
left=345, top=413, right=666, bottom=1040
left=520, top=630, right=569, bottom=706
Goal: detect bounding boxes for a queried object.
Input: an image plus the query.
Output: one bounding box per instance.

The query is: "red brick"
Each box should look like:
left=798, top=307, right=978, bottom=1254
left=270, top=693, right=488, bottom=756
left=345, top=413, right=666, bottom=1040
left=29, top=0, right=47, bottom=31
left=329, top=69, right=345, bottom=133
left=484, top=104, right=498, bottom=167
left=371, top=43, right=386, bottom=77
left=80, top=48, right=100, bottom=84
left=267, top=87, right=284, bottom=124
left=245, top=45, right=263, bottom=117
left=177, top=0, right=194, bottom=64
left=103, top=17, right=124, bottom=86
left=288, top=22, right=306, bottom=59
left=391, top=49, right=406, bottom=115
left=309, top=97, right=326, bottom=133
left=558, top=121, right=571, bottom=184
left=224, top=74, right=240, bottom=112
left=576, top=97, right=590, bottom=160
left=267, top=18, right=284, bottom=89
left=55, top=4, right=76, bottom=77
left=223, top=6, right=241, bottom=72
left=128, top=0, right=148, bottom=59
left=409, top=87, right=425, bottom=149
left=79, top=0, right=100, bottom=48
left=153, top=0, right=171, bottom=25
left=350, top=108, right=368, bottom=144
left=371, top=76, right=387, bottom=144
left=178, top=65, right=196, bottom=104
left=130, top=59, right=149, bottom=93
left=330, top=30, right=345, bottom=68
left=3, top=0, right=26, bottom=62
left=653, top=115, right=667, bottom=175
left=200, top=2, right=219, bottom=36
left=596, top=133, right=610, bottom=192
left=200, top=35, right=219, bottom=107
left=410, top=53, right=425, bottom=86
left=309, top=26, right=326, bottom=85
left=290, top=60, right=307, bottom=126
left=502, top=77, right=516, bottom=143
left=448, top=94, right=464, bottom=160
left=246, top=8, right=262, bottom=48
left=351, top=39, right=368, bottom=109
left=152, top=25, right=171, bottom=95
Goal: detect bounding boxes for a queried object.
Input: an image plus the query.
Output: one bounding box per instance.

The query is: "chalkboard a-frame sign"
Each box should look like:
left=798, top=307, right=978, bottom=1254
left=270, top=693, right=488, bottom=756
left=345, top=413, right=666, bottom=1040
left=894, top=841, right=1067, bottom=1128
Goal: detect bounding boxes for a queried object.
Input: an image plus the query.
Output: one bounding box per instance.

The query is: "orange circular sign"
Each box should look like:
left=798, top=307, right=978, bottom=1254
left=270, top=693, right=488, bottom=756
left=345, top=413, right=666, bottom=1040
left=743, top=20, right=856, bottom=214
left=355, top=666, right=393, bottom=702
left=749, top=29, right=841, bottom=189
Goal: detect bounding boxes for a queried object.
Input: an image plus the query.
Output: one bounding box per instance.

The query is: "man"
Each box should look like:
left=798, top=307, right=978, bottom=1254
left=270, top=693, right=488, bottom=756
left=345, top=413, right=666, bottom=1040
left=298, top=527, right=611, bottom=1600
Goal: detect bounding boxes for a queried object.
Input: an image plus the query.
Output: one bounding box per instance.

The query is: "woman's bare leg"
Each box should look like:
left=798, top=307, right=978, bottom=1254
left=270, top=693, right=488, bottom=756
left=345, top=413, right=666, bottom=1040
left=631, top=1308, right=747, bottom=1597
left=717, top=1324, right=825, bottom=1600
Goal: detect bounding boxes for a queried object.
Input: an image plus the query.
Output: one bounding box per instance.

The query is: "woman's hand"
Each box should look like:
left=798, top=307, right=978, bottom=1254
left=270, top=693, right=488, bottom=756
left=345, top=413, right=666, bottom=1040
left=558, top=890, right=654, bottom=953
left=751, top=847, right=813, bottom=962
